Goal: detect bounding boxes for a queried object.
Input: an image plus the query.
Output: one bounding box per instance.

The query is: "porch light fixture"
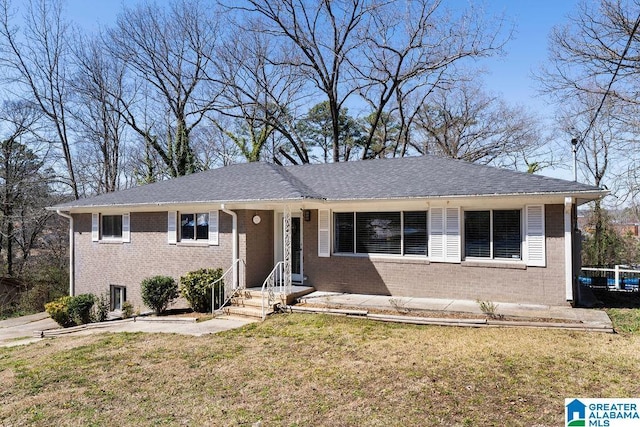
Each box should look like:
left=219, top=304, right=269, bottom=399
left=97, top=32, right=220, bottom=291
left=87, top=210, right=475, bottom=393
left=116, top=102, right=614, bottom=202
left=304, top=210, right=311, bottom=222
left=252, top=214, right=261, bottom=225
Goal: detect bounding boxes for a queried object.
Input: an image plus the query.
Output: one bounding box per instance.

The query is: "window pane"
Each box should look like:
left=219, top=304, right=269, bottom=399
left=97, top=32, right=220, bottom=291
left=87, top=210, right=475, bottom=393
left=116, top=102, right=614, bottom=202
left=356, top=212, right=401, bottom=254
left=196, top=213, right=209, bottom=240
left=114, top=287, right=123, bottom=310
left=334, top=213, right=354, bottom=253
left=102, top=215, right=122, bottom=238
left=404, top=211, right=427, bottom=255
left=181, top=214, right=194, bottom=240
left=465, top=211, right=490, bottom=257
left=493, top=210, right=521, bottom=259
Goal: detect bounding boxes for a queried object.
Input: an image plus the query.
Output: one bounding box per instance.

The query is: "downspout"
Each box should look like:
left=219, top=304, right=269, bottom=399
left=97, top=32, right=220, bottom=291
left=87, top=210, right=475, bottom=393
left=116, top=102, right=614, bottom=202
left=564, top=197, right=574, bottom=302
left=220, top=204, right=238, bottom=289
left=56, top=210, right=74, bottom=297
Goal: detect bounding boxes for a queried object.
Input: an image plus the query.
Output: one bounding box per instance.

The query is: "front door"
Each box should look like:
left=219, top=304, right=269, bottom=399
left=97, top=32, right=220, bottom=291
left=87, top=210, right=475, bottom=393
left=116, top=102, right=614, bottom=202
left=291, top=216, right=302, bottom=282
left=275, top=213, right=303, bottom=283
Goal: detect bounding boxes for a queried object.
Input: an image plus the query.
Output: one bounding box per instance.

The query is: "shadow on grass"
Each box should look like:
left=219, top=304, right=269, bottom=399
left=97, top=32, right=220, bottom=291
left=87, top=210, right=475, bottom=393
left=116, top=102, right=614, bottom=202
left=590, top=289, right=640, bottom=309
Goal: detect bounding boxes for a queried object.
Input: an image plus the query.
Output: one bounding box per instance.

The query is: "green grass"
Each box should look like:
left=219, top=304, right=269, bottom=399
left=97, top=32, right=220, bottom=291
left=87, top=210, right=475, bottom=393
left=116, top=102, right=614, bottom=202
left=0, top=309, right=34, bottom=321
left=606, top=308, right=640, bottom=334
left=1, top=313, right=639, bottom=426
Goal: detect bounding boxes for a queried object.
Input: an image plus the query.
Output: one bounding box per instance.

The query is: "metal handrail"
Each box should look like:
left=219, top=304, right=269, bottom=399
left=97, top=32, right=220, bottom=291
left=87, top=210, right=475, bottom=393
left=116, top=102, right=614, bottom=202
left=261, top=261, right=284, bottom=320
left=212, top=259, right=246, bottom=314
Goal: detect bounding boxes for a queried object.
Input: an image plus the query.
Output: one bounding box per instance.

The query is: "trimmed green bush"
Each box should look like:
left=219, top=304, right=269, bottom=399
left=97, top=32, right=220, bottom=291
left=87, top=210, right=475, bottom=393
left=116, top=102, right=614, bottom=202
left=179, top=268, right=224, bottom=312
left=141, top=275, right=178, bottom=315
left=67, top=294, right=96, bottom=325
left=45, top=296, right=73, bottom=327
left=121, top=301, right=134, bottom=319
left=93, top=293, right=110, bottom=322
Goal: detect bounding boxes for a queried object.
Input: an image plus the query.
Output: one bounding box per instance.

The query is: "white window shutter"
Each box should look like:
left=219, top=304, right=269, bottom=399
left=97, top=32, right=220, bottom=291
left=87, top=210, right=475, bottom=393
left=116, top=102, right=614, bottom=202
left=209, top=210, right=219, bottom=245
left=122, top=213, right=131, bottom=243
left=526, top=205, right=546, bottom=267
left=167, top=211, right=177, bottom=244
left=445, top=207, right=461, bottom=262
left=429, top=208, right=444, bottom=262
left=318, top=209, right=330, bottom=257
left=91, top=213, right=99, bottom=242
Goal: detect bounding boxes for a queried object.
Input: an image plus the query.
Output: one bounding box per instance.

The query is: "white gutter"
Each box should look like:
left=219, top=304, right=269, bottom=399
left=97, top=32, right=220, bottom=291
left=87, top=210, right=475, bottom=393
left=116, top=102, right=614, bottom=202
left=55, top=210, right=74, bottom=297
left=564, top=197, right=574, bottom=301
left=220, top=204, right=238, bottom=289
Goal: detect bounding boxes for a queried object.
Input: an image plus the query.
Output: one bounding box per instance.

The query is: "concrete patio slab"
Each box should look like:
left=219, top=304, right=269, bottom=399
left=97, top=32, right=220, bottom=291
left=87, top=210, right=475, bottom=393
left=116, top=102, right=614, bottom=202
left=296, top=291, right=614, bottom=329
left=0, top=313, right=256, bottom=348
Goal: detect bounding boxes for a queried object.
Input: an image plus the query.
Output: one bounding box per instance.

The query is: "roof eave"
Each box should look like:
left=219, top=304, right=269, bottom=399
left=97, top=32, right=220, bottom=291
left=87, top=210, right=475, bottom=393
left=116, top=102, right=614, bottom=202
left=47, top=195, right=325, bottom=212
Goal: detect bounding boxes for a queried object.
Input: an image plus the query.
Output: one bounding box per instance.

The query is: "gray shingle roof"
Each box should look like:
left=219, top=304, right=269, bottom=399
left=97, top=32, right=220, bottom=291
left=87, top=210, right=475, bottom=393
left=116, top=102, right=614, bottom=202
left=52, top=155, right=603, bottom=209
left=286, top=155, right=600, bottom=200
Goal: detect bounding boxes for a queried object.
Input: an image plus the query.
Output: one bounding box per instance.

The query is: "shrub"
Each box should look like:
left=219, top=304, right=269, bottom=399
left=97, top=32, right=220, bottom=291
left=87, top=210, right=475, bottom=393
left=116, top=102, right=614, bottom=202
left=141, top=275, right=178, bottom=315
left=45, top=296, right=73, bottom=327
left=93, top=293, right=110, bottom=322
left=67, top=294, right=96, bottom=325
left=121, top=301, right=134, bottom=319
left=179, top=268, right=224, bottom=312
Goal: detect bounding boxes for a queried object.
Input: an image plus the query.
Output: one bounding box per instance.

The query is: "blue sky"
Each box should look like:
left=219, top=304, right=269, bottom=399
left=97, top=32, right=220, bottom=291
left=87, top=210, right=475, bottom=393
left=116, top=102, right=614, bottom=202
left=64, top=0, right=581, bottom=179
left=481, top=0, right=578, bottom=110
left=66, top=0, right=578, bottom=107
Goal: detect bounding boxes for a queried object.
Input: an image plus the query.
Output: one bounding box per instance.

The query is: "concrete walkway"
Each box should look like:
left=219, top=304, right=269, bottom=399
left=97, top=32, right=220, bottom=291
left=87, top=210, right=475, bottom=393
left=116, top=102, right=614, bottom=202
left=0, top=313, right=256, bottom=348
left=297, top=292, right=613, bottom=329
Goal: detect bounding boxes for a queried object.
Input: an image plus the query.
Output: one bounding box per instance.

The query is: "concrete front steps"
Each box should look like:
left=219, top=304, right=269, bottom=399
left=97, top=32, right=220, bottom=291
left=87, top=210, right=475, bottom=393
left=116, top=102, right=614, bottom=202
left=223, top=289, right=271, bottom=319
left=223, top=286, right=316, bottom=320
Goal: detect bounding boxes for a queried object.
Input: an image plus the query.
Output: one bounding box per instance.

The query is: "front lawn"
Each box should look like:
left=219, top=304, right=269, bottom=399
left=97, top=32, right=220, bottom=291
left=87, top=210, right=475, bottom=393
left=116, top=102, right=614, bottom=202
left=1, top=313, right=638, bottom=426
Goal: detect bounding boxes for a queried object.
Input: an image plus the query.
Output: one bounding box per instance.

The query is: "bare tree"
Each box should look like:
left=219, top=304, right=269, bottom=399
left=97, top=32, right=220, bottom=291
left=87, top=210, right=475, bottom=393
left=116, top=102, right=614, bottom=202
left=106, top=0, right=220, bottom=177
left=561, top=92, right=631, bottom=265
left=213, top=22, right=309, bottom=163
left=233, top=0, right=376, bottom=162
left=71, top=36, right=128, bottom=194
left=355, top=0, right=509, bottom=160
left=0, top=0, right=79, bottom=198
left=0, top=101, right=52, bottom=277
left=541, top=0, right=640, bottom=107
left=414, top=82, right=542, bottom=168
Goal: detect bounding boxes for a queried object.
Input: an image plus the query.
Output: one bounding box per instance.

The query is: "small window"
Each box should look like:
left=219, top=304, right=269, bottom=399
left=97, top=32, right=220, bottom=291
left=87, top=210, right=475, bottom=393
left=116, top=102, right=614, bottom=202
left=464, top=211, right=490, bottom=257
left=464, top=209, right=521, bottom=260
left=404, top=211, right=428, bottom=255
left=181, top=213, right=209, bottom=241
left=102, top=215, right=123, bottom=239
left=334, top=212, right=354, bottom=253
left=356, top=212, right=401, bottom=254
left=110, top=285, right=126, bottom=311
left=493, top=210, right=521, bottom=259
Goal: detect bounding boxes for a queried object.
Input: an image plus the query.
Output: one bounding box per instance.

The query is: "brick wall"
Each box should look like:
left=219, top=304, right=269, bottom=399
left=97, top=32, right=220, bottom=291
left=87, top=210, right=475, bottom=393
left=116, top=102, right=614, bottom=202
left=74, top=211, right=234, bottom=311
left=303, top=204, right=568, bottom=306
left=239, top=210, right=274, bottom=287
left=74, top=204, right=569, bottom=310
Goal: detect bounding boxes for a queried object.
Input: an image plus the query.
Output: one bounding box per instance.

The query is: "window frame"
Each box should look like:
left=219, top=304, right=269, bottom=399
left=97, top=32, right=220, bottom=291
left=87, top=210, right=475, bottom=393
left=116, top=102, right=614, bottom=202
left=179, top=212, right=210, bottom=242
left=101, top=214, right=123, bottom=240
left=333, top=210, right=428, bottom=257
left=92, top=213, right=130, bottom=243
left=463, top=208, right=523, bottom=261
left=110, top=285, right=126, bottom=311
left=168, top=210, right=219, bottom=245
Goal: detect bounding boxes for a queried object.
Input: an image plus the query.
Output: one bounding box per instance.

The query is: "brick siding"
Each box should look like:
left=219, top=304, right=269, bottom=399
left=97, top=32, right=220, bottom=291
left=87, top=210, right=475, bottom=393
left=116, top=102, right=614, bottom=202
left=303, top=205, right=568, bottom=306
left=74, top=211, right=234, bottom=312
left=74, top=204, right=569, bottom=310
